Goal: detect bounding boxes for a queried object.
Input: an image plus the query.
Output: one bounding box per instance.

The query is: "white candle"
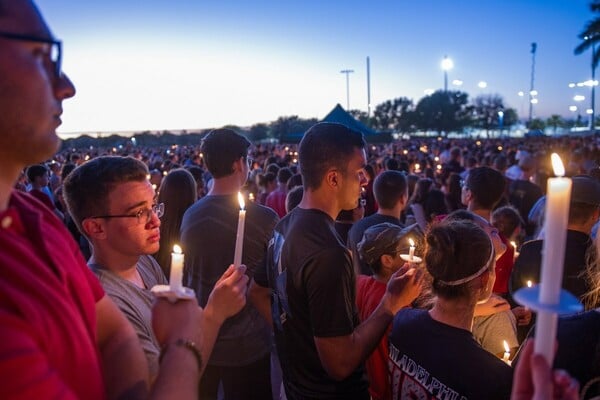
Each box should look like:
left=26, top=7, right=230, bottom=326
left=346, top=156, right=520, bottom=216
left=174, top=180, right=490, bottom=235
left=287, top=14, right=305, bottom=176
left=233, top=192, right=246, bottom=268
left=502, top=340, right=511, bottom=365
left=527, top=280, right=533, bottom=288
left=170, top=244, right=184, bottom=292
left=408, top=238, right=416, bottom=261
left=534, top=153, right=571, bottom=365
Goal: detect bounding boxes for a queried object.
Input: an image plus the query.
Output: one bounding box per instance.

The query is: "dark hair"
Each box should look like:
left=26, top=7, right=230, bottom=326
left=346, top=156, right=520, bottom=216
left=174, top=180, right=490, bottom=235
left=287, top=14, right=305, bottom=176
left=298, top=123, right=366, bottom=190
left=277, top=167, right=293, bottom=185
left=385, top=157, right=399, bottom=171
left=408, top=178, right=433, bottom=205
left=201, top=129, right=251, bottom=178
left=63, top=156, right=149, bottom=234
left=445, top=173, right=463, bottom=212
left=61, top=162, right=77, bottom=181
left=286, top=185, right=303, bottom=213
left=26, top=164, right=48, bottom=182
left=465, top=166, right=506, bottom=210
left=286, top=174, right=303, bottom=191
left=570, top=202, right=600, bottom=225
left=491, top=205, right=523, bottom=238
left=423, top=189, right=448, bottom=222
left=155, top=169, right=197, bottom=276
left=374, top=170, right=407, bottom=209
left=425, top=220, right=492, bottom=299
left=258, top=172, right=276, bottom=188
left=266, top=163, right=280, bottom=175
left=185, top=165, right=205, bottom=194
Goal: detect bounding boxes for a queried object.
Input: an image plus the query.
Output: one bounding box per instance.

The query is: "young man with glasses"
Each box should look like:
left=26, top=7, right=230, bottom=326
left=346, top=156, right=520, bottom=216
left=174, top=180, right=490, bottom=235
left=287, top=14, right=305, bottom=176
left=180, top=128, right=279, bottom=400
left=64, top=155, right=248, bottom=383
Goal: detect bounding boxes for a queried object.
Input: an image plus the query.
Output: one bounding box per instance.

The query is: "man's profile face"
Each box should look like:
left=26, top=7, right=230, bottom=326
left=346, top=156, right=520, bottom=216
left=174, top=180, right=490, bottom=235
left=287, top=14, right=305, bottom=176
left=338, top=147, right=369, bottom=211
left=0, top=0, right=75, bottom=168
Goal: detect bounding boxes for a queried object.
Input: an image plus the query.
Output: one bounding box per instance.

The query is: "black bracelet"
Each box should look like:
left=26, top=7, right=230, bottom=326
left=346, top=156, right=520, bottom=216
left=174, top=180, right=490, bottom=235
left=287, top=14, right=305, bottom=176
left=159, top=338, right=203, bottom=372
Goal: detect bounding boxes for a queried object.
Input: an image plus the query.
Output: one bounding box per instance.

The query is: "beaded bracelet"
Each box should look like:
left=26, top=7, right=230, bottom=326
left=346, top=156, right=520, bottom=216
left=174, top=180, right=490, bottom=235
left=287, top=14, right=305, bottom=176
left=159, top=338, right=203, bottom=372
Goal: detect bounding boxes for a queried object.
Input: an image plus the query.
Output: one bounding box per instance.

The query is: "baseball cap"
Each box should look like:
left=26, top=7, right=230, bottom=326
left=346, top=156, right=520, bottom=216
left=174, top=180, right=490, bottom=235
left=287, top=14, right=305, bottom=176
left=357, top=223, right=410, bottom=266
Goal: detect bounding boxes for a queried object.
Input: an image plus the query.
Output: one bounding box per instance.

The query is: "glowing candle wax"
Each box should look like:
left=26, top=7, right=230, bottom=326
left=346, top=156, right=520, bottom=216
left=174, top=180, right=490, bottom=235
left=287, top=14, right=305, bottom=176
left=233, top=192, right=246, bottom=268
left=170, top=244, right=184, bottom=292
left=534, top=153, right=571, bottom=365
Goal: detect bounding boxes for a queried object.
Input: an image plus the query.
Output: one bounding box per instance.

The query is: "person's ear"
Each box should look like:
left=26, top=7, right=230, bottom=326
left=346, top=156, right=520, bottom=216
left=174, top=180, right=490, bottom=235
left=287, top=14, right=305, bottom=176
left=326, top=169, right=339, bottom=188
left=82, top=218, right=107, bottom=240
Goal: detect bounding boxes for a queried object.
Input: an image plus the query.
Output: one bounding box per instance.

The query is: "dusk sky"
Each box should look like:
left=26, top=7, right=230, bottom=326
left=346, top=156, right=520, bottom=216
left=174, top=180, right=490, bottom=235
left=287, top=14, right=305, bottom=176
left=36, top=0, right=594, bottom=136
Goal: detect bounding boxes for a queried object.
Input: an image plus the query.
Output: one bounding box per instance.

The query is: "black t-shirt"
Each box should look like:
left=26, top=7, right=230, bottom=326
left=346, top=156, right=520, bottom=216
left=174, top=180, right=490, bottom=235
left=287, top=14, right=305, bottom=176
left=255, top=207, right=369, bottom=399
left=180, top=194, right=278, bottom=366
left=389, top=308, right=513, bottom=400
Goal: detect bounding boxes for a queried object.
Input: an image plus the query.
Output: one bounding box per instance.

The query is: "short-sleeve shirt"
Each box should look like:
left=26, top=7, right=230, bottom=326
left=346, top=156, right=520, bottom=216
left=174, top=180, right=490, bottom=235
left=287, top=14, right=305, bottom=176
left=90, top=255, right=167, bottom=380
left=389, top=308, right=512, bottom=400
left=255, top=207, right=369, bottom=399
left=181, top=194, right=278, bottom=366
left=0, top=190, right=106, bottom=399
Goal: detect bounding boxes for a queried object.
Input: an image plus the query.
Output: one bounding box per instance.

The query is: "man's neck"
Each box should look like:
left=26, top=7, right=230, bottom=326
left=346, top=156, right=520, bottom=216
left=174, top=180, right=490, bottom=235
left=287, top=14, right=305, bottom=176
left=298, top=188, right=340, bottom=221
left=468, top=206, right=491, bottom=222
left=567, top=222, right=593, bottom=236
left=207, top=175, right=241, bottom=196
left=89, top=251, right=142, bottom=285
left=376, top=206, right=402, bottom=220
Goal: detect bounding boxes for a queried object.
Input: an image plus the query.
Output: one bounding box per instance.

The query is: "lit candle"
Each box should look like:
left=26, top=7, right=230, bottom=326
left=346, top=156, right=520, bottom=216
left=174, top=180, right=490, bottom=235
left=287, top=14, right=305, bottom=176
left=249, top=193, right=255, bottom=202
left=170, top=244, right=184, bottom=292
left=534, top=153, right=571, bottom=365
left=502, top=340, right=511, bottom=365
left=527, top=280, right=533, bottom=288
left=233, top=192, right=246, bottom=268
left=408, top=238, right=416, bottom=261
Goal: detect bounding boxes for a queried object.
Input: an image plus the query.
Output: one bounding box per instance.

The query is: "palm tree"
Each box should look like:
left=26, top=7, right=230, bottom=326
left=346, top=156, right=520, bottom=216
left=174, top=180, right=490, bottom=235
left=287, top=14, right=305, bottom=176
left=575, top=1, right=600, bottom=130
left=546, top=114, right=564, bottom=135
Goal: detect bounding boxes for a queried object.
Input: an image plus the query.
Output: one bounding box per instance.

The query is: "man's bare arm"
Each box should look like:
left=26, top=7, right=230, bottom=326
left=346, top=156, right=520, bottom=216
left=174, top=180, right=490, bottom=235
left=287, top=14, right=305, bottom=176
left=96, top=295, right=149, bottom=400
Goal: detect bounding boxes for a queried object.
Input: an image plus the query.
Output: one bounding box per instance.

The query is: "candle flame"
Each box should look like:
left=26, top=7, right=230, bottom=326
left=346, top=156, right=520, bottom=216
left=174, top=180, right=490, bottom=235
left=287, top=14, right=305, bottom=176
left=551, top=153, right=565, bottom=177
left=238, top=192, right=245, bottom=210
left=173, top=244, right=182, bottom=254
left=409, top=238, right=415, bottom=247
left=527, top=280, right=533, bottom=288
left=510, top=241, right=517, bottom=249
left=503, top=340, right=510, bottom=353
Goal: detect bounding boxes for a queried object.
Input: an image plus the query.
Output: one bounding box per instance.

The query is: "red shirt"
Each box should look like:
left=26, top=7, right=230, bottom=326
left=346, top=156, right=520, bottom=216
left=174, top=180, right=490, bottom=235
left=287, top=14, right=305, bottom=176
left=265, top=189, right=287, bottom=218
left=356, top=275, right=389, bottom=400
left=493, top=234, right=514, bottom=294
left=0, top=191, right=106, bottom=399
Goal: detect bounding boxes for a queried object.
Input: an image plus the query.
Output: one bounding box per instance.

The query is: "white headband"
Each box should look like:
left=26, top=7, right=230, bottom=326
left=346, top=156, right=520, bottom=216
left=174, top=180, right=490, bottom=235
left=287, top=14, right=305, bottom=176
left=437, top=239, right=494, bottom=286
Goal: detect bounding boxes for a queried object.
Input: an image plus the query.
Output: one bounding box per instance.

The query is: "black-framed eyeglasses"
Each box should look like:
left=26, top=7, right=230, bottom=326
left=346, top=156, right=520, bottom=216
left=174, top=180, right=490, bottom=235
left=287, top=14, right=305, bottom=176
left=0, top=31, right=62, bottom=78
left=90, top=203, right=164, bottom=225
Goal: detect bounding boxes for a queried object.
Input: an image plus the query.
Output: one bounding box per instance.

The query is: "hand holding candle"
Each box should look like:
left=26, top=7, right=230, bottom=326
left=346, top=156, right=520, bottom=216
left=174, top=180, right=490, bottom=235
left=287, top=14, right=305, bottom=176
left=170, top=244, right=184, bottom=293
left=233, top=192, right=246, bottom=268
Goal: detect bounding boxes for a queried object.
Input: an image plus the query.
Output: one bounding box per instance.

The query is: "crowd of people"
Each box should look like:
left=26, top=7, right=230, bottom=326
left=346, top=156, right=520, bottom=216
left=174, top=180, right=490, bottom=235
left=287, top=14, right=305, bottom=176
left=2, top=1, right=600, bottom=399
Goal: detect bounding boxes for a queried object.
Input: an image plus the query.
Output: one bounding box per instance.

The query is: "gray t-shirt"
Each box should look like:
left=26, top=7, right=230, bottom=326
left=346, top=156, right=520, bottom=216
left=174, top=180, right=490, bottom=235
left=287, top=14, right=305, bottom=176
left=90, top=255, right=167, bottom=379
left=181, top=193, right=278, bottom=366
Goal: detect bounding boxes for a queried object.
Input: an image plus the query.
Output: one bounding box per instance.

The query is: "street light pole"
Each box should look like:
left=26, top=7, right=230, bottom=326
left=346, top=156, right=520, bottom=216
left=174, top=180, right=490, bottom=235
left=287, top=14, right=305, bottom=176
left=340, top=69, right=354, bottom=110
left=441, top=55, right=453, bottom=92
left=591, top=41, right=596, bottom=131
left=528, top=42, right=537, bottom=124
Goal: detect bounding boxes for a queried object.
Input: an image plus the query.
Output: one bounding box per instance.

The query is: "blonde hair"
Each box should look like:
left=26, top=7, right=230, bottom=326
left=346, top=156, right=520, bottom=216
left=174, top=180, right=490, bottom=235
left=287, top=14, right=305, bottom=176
left=583, top=233, right=600, bottom=309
